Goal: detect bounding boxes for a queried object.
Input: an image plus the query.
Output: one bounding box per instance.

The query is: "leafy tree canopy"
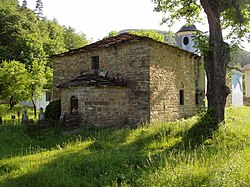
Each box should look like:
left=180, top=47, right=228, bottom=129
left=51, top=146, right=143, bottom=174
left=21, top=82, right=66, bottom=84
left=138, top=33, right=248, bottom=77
left=63, top=26, right=88, bottom=51
left=0, top=61, right=30, bottom=109
left=153, top=0, right=250, bottom=44
left=105, top=30, right=165, bottom=43
left=0, top=0, right=88, bottom=110
left=0, top=1, right=88, bottom=68
left=153, top=0, right=250, bottom=125
left=129, top=29, right=165, bottom=42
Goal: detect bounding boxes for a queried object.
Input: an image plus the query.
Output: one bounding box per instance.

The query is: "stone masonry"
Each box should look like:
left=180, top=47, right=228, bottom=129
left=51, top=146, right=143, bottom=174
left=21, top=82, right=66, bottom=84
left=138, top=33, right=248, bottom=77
left=52, top=33, right=205, bottom=127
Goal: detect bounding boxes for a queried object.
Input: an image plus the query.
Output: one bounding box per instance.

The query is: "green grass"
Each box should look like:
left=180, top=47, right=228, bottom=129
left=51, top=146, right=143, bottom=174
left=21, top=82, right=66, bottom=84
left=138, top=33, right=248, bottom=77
left=0, top=107, right=250, bottom=186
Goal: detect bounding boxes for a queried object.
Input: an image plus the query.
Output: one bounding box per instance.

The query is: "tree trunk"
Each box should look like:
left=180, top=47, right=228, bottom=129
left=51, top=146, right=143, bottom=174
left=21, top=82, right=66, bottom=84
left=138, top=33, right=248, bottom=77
left=201, top=0, right=231, bottom=126
left=31, top=98, right=37, bottom=118
left=10, top=96, right=15, bottom=110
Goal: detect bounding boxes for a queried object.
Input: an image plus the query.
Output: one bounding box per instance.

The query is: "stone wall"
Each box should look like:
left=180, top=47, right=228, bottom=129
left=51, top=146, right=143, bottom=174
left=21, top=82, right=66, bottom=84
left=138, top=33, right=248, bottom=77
left=53, top=41, right=151, bottom=126
left=53, top=39, right=205, bottom=126
left=61, top=86, right=133, bottom=127
left=149, top=42, right=203, bottom=122
left=243, top=96, right=250, bottom=106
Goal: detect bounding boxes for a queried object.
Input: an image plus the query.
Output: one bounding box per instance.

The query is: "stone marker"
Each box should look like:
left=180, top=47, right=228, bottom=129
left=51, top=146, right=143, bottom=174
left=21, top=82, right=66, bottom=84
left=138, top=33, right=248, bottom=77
left=22, top=110, right=28, bottom=122
left=59, top=113, right=65, bottom=123
left=38, top=107, right=44, bottom=121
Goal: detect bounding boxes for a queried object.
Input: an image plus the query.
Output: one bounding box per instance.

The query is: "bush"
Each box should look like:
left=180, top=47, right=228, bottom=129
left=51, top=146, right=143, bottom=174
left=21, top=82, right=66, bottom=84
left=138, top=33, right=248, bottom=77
left=44, top=100, right=61, bottom=121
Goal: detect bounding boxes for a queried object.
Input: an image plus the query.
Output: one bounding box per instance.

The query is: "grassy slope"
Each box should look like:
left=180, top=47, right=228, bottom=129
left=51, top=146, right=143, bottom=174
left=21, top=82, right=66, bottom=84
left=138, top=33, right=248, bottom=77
left=0, top=107, right=249, bottom=187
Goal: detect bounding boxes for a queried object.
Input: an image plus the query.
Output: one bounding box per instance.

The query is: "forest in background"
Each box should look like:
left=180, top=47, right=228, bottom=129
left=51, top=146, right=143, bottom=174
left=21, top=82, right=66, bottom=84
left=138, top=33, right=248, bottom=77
left=0, top=0, right=88, bottom=112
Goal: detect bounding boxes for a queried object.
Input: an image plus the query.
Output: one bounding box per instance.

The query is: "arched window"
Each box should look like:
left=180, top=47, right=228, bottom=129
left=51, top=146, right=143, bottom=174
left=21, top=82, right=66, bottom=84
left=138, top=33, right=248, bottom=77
left=70, top=96, right=78, bottom=115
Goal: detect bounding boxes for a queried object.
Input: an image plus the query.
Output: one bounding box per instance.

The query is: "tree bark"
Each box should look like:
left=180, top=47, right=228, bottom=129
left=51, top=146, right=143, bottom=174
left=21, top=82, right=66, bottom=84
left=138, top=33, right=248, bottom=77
left=31, top=98, right=37, bottom=118
left=200, top=0, right=231, bottom=126
left=10, top=96, right=16, bottom=110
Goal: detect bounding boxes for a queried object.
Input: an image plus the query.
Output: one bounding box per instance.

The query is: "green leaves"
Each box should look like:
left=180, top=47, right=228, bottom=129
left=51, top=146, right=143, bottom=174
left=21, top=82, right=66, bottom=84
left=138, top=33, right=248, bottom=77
left=192, top=31, right=211, bottom=55
left=63, top=26, right=88, bottom=51
left=0, top=2, right=88, bottom=68
left=129, top=29, right=165, bottom=42
left=153, top=0, right=250, bottom=44
left=0, top=61, right=30, bottom=109
left=221, top=1, right=250, bottom=43
left=153, top=0, right=202, bottom=26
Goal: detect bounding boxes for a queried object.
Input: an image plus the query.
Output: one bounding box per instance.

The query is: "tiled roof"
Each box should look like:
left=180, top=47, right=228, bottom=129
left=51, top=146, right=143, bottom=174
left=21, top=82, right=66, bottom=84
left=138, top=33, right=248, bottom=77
left=242, top=64, right=250, bottom=71
left=176, top=25, right=198, bottom=34
left=52, top=33, right=151, bottom=57
left=51, top=33, right=200, bottom=58
left=57, top=73, right=127, bottom=88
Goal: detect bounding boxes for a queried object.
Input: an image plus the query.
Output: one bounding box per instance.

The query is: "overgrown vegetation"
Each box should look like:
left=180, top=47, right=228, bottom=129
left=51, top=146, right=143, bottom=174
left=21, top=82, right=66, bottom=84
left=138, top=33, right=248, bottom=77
left=44, top=99, right=61, bottom=121
left=0, top=107, right=249, bottom=186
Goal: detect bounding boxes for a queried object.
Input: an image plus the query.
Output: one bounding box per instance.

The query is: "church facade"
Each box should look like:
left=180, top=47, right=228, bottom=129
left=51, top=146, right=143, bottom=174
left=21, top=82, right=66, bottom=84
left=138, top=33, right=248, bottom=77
left=52, top=28, right=205, bottom=127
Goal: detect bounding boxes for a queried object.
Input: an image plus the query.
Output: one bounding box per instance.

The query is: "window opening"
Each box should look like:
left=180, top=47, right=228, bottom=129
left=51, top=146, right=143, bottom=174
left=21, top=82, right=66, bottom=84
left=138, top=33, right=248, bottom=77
left=195, top=92, right=199, bottom=105
left=180, top=90, right=184, bottom=105
left=91, top=56, right=99, bottom=70
left=70, top=96, right=78, bottom=114
left=46, top=92, right=52, bottom=102
left=183, top=37, right=189, bottom=45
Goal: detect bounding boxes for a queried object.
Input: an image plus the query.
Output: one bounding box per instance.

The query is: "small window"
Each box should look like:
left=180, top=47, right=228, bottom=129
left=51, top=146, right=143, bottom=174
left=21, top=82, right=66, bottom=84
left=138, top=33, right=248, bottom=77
left=46, top=92, right=52, bottom=102
left=70, top=96, right=78, bottom=115
left=180, top=90, right=184, bottom=105
left=195, top=92, right=199, bottom=105
left=183, top=37, right=189, bottom=45
left=91, top=56, right=99, bottom=70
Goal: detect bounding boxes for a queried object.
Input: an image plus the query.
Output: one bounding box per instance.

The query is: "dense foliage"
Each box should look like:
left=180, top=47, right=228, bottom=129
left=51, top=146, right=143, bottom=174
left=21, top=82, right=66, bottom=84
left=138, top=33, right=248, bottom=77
left=44, top=100, right=61, bottom=121
left=0, top=0, right=88, bottom=67
left=105, top=29, right=166, bottom=43
left=0, top=0, right=88, bottom=111
left=0, top=107, right=249, bottom=186
left=0, top=61, right=30, bottom=109
left=129, top=29, right=165, bottom=42
left=230, top=47, right=250, bottom=68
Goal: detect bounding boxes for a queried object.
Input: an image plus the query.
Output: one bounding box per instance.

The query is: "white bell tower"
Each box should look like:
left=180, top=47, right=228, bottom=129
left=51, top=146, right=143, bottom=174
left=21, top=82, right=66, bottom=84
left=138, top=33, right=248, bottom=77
left=175, top=25, right=198, bottom=54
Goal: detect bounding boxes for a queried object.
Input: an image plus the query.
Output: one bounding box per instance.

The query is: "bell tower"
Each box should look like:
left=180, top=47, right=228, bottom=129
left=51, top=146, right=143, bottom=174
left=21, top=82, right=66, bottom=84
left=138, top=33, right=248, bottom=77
left=175, top=25, right=198, bottom=54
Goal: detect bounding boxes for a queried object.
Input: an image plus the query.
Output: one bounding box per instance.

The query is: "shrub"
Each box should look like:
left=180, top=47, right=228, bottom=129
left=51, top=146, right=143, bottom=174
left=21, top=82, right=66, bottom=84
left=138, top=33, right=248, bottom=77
left=44, top=100, right=61, bottom=121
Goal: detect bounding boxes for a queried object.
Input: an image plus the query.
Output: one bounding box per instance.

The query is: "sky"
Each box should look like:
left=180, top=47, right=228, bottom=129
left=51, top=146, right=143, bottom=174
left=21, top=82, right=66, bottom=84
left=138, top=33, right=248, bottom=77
left=18, top=0, right=204, bottom=39
left=18, top=0, right=249, bottom=51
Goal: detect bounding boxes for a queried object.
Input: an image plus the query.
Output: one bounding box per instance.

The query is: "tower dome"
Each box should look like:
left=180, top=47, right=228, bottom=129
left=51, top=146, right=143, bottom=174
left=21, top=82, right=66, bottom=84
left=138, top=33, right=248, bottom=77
left=175, top=24, right=198, bottom=54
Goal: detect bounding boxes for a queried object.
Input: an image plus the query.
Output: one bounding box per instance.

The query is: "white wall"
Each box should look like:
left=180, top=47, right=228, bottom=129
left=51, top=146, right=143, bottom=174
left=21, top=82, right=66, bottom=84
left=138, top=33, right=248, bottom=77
left=21, top=89, right=52, bottom=109
left=231, top=70, right=243, bottom=106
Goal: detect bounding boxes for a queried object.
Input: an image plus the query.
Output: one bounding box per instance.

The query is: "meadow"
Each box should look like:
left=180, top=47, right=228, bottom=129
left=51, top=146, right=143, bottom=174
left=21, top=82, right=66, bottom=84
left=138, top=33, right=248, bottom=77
left=0, top=107, right=249, bottom=186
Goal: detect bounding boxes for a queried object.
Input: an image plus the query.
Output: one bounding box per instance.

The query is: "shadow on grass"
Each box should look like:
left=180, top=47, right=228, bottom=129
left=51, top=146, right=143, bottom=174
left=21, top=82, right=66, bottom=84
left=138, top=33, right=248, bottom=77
left=174, top=112, right=219, bottom=150
left=0, top=112, right=221, bottom=186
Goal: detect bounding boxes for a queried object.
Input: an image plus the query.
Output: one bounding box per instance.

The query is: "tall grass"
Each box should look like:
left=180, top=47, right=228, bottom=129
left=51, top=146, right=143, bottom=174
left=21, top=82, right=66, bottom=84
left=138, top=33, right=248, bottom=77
left=0, top=107, right=249, bottom=186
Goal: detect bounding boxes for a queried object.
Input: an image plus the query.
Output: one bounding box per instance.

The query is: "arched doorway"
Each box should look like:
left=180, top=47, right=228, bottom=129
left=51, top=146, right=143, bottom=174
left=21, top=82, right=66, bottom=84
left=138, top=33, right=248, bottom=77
left=70, top=96, right=78, bottom=114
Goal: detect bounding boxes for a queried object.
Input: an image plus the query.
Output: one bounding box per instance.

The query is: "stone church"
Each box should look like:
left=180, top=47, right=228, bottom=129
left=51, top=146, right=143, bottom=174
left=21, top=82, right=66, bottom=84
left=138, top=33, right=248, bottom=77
left=52, top=25, right=206, bottom=127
